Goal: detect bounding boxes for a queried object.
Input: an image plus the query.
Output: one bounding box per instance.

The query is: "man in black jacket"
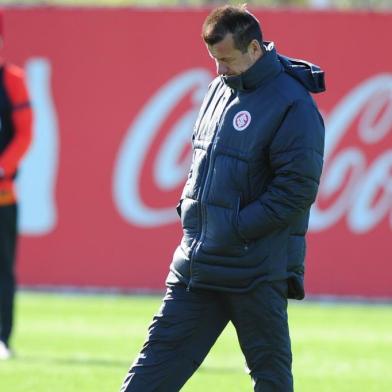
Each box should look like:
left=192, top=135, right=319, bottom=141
left=120, top=5, right=325, bottom=391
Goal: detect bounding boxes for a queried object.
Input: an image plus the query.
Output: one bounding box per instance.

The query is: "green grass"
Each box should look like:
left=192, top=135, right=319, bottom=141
left=0, top=292, right=391, bottom=391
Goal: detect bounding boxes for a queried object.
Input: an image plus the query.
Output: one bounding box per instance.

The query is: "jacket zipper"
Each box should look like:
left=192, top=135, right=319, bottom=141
left=187, top=88, right=235, bottom=291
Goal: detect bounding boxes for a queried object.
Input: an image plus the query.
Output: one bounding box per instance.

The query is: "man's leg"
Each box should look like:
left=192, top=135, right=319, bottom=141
left=120, top=284, right=229, bottom=392
left=227, top=280, right=293, bottom=392
left=0, top=204, right=18, bottom=348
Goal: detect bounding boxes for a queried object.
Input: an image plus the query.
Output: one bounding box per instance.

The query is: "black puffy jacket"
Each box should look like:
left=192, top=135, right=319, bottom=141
left=168, top=43, right=325, bottom=299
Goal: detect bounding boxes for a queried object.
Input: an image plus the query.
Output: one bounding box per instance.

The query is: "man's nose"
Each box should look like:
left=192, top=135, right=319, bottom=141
left=217, top=62, right=228, bottom=75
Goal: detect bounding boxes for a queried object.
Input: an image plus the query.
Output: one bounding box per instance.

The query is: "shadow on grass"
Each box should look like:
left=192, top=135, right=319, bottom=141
left=14, top=354, right=244, bottom=374
left=13, top=354, right=129, bottom=368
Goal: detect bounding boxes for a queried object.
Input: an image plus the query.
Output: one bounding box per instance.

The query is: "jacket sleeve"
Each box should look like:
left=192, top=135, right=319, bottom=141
left=238, top=99, right=325, bottom=240
left=0, top=65, right=33, bottom=177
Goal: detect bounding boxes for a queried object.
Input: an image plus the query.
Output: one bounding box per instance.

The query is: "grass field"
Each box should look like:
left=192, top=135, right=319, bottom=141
left=0, top=292, right=391, bottom=391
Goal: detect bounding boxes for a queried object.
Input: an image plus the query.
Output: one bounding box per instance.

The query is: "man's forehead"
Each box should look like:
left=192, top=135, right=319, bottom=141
left=207, top=33, right=238, bottom=58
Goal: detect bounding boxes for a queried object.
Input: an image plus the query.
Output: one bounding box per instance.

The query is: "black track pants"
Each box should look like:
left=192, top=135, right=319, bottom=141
left=119, top=280, right=293, bottom=392
left=0, top=204, right=17, bottom=347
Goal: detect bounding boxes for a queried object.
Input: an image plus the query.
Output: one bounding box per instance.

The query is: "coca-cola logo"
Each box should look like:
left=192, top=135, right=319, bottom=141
left=114, top=70, right=392, bottom=233
left=113, top=69, right=212, bottom=227
left=310, top=73, right=392, bottom=233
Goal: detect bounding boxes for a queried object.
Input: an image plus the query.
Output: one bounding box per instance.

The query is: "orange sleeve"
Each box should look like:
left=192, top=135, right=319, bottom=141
left=0, top=64, right=33, bottom=177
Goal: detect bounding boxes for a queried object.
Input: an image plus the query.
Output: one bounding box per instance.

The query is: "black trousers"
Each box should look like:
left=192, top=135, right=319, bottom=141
left=0, top=204, right=17, bottom=347
left=120, top=280, right=293, bottom=392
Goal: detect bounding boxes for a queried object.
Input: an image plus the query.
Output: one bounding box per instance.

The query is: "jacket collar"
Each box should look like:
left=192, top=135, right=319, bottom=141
left=221, top=42, right=282, bottom=92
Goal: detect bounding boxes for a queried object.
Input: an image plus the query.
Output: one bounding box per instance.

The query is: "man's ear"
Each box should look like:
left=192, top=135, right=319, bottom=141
left=248, top=39, right=263, bottom=60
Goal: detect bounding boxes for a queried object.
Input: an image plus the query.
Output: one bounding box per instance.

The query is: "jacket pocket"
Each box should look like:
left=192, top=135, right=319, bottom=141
left=180, top=198, right=200, bottom=253
left=233, top=196, right=250, bottom=244
left=201, top=201, right=248, bottom=257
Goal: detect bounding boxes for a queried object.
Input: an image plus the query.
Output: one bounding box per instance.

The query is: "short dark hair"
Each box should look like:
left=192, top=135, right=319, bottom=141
left=202, top=5, right=263, bottom=53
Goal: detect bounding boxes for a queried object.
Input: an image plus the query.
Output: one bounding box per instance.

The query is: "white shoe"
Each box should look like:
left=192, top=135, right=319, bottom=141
left=0, top=341, right=12, bottom=360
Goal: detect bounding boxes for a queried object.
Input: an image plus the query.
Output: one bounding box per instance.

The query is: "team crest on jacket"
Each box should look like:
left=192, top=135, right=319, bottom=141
left=233, top=111, right=251, bottom=131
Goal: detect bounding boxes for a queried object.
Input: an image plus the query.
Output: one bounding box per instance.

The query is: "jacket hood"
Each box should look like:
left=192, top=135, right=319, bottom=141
left=276, top=46, right=325, bottom=93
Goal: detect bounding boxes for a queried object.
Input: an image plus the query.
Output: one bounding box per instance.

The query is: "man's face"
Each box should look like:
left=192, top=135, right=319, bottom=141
left=207, top=33, right=261, bottom=76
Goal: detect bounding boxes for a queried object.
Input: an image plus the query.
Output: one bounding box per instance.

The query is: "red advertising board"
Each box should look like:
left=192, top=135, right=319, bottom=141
left=3, top=8, right=392, bottom=297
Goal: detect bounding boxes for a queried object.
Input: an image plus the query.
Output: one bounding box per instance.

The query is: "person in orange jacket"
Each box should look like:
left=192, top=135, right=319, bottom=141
left=0, top=11, right=33, bottom=360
